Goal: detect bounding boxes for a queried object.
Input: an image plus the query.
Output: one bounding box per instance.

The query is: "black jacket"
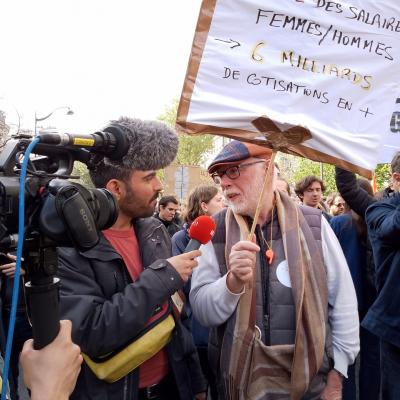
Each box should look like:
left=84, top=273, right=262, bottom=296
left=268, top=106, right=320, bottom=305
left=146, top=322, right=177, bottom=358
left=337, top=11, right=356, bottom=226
left=335, top=167, right=375, bottom=216
left=335, top=167, right=377, bottom=310
left=363, top=194, right=400, bottom=347
left=154, top=214, right=182, bottom=237
left=58, top=217, right=206, bottom=400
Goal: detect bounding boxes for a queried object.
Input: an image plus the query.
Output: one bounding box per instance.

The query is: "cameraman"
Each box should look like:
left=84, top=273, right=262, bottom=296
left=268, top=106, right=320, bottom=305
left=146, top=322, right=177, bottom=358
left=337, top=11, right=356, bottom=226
left=57, top=118, right=206, bottom=399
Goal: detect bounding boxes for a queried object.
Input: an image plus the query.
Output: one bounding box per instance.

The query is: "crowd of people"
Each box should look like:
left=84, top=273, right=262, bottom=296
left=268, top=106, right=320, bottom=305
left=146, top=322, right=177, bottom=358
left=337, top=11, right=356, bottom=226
left=0, top=117, right=398, bottom=400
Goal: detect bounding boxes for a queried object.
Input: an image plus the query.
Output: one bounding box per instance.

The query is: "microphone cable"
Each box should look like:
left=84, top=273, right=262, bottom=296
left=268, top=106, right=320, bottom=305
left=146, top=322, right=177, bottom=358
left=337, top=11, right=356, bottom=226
left=1, top=137, right=40, bottom=400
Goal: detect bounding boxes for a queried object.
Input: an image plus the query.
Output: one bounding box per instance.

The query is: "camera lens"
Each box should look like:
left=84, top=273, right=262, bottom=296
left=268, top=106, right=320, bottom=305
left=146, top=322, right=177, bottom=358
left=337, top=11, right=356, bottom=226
left=89, top=188, right=118, bottom=230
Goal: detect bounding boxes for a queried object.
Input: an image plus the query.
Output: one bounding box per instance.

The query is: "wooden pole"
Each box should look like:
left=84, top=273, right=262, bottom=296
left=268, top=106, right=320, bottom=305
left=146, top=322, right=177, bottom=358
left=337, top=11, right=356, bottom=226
left=247, top=150, right=277, bottom=240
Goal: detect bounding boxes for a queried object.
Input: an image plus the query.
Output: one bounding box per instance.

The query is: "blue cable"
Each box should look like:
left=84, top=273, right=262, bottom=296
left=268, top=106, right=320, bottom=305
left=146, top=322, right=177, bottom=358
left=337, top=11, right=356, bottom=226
left=1, top=137, right=41, bottom=400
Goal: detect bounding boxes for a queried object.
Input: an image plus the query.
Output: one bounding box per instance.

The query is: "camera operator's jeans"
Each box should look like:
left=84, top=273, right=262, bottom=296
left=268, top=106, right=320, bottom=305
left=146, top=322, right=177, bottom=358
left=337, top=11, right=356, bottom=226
left=380, top=339, right=400, bottom=400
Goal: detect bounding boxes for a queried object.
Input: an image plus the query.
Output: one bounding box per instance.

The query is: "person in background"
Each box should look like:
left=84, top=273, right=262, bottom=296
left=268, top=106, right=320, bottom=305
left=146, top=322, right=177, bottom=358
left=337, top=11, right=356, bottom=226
left=375, top=151, right=400, bottom=199
left=172, top=185, right=224, bottom=255
left=326, top=192, right=348, bottom=216
left=335, top=166, right=384, bottom=400
left=336, top=153, right=400, bottom=399
left=361, top=154, right=400, bottom=400
left=173, top=206, right=184, bottom=229
left=365, top=193, right=400, bottom=400
left=330, top=178, right=376, bottom=400
left=154, top=195, right=182, bottom=237
left=171, top=184, right=224, bottom=399
left=295, top=175, right=331, bottom=221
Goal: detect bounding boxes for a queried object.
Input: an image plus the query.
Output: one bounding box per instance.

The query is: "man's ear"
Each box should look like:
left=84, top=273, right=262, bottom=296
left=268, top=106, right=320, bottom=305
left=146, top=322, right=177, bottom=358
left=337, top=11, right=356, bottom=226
left=106, top=179, right=125, bottom=201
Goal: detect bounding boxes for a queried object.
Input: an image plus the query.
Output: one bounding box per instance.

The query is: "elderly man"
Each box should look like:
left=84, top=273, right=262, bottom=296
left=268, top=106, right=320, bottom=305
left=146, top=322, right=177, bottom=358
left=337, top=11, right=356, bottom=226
left=190, top=140, right=359, bottom=400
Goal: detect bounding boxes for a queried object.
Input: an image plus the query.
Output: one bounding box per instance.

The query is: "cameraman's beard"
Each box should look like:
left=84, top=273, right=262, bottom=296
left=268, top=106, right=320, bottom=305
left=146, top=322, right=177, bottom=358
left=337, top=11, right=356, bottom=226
left=120, top=188, right=160, bottom=219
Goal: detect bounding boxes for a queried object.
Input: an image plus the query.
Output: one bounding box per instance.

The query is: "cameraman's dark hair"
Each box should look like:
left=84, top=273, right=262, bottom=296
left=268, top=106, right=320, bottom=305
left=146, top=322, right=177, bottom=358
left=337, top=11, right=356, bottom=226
left=89, top=117, right=178, bottom=188
left=294, top=175, right=326, bottom=198
left=159, top=195, right=179, bottom=208
left=184, top=185, right=219, bottom=224
left=391, top=151, right=400, bottom=174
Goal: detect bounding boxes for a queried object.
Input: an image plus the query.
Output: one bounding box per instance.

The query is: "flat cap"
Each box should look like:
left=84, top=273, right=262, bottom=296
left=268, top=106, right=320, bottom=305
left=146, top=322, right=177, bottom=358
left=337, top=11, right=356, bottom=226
left=208, top=140, right=272, bottom=174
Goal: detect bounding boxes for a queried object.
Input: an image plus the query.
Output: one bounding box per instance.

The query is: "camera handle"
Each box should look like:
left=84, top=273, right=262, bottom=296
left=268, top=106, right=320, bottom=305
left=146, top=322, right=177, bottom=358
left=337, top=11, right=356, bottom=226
left=25, top=245, right=60, bottom=350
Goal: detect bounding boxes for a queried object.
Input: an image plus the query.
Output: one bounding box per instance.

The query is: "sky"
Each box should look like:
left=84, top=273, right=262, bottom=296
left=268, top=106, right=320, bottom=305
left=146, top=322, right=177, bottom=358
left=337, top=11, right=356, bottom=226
left=0, top=0, right=202, bottom=134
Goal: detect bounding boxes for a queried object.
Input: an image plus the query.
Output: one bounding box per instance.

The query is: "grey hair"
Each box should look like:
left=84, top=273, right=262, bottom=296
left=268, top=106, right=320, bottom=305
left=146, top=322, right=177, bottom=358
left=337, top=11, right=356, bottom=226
left=90, top=117, right=178, bottom=187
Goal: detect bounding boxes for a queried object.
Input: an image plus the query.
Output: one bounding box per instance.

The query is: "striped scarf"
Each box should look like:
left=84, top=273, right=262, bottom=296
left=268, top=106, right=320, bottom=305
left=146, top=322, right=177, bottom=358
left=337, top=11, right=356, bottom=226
left=221, top=191, right=328, bottom=400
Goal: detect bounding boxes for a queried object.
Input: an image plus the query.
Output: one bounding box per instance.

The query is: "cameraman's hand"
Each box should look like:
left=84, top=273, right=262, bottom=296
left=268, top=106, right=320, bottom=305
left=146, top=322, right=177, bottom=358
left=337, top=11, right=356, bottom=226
left=167, top=250, right=201, bottom=282
left=0, top=254, right=25, bottom=278
left=20, top=320, right=83, bottom=400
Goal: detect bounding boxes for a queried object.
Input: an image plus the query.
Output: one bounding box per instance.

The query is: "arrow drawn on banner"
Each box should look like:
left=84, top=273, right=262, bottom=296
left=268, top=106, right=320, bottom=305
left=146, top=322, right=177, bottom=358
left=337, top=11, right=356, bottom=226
left=214, top=38, right=241, bottom=49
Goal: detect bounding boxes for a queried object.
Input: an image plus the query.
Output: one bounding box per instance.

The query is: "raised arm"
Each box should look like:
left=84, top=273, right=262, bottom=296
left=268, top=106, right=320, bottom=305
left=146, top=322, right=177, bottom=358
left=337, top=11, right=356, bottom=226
left=335, top=167, right=375, bottom=217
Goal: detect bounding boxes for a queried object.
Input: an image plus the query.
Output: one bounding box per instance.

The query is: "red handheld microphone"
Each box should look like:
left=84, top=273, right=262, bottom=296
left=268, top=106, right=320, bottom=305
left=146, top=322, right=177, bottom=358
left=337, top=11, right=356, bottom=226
left=185, top=215, right=216, bottom=253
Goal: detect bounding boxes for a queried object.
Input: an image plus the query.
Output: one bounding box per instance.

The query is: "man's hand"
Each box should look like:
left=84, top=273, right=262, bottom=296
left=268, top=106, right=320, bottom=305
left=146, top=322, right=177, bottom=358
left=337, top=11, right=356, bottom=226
left=195, top=391, right=207, bottom=400
left=20, top=320, right=83, bottom=400
left=0, top=254, right=25, bottom=278
left=227, top=240, right=260, bottom=293
left=321, top=369, right=343, bottom=400
left=167, top=250, right=201, bottom=282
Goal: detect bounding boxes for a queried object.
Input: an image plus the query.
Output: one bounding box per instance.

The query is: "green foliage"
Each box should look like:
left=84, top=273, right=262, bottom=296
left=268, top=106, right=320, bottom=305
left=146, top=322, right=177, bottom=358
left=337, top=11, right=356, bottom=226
left=375, top=163, right=391, bottom=190
left=292, top=158, right=337, bottom=194
left=277, top=154, right=336, bottom=194
left=277, top=153, right=391, bottom=194
left=158, top=99, right=214, bottom=166
left=70, top=162, right=94, bottom=188
left=174, top=134, right=215, bottom=166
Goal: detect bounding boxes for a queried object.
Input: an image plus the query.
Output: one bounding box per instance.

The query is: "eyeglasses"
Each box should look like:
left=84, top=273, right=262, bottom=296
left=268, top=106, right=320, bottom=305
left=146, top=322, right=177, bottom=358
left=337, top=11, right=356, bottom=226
left=334, top=202, right=345, bottom=207
left=211, top=160, right=265, bottom=184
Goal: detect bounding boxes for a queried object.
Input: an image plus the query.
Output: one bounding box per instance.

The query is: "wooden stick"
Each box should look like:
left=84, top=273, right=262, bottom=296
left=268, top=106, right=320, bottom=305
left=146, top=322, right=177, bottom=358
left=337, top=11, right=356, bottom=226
left=247, top=150, right=277, bottom=240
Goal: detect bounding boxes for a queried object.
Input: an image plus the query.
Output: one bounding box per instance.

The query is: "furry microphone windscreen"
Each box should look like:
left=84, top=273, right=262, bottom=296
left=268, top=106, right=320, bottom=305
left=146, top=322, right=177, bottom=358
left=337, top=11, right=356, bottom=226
left=105, top=117, right=179, bottom=171
left=189, top=215, right=216, bottom=244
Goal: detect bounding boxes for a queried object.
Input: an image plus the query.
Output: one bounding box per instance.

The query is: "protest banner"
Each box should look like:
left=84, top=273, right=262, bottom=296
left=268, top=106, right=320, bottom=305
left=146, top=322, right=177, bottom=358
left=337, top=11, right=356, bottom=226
left=177, top=0, right=400, bottom=177
left=380, top=96, right=400, bottom=163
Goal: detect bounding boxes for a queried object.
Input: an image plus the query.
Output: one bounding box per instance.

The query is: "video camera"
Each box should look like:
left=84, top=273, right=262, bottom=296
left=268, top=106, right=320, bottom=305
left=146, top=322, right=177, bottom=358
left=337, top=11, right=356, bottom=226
left=0, top=125, right=128, bottom=348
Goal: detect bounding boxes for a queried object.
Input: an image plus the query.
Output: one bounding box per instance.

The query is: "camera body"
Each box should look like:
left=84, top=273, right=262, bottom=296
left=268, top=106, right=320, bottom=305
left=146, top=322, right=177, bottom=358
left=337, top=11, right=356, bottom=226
left=0, top=134, right=120, bottom=252
left=0, top=129, right=125, bottom=348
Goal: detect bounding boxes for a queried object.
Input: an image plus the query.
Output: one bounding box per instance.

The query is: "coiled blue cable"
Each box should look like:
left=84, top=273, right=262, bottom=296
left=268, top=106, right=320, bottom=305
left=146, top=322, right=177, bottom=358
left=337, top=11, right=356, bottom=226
left=1, top=137, right=41, bottom=400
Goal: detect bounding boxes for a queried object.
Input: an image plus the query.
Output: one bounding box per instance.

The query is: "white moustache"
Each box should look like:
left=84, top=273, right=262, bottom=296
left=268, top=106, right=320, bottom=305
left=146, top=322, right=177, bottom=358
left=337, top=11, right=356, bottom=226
left=223, top=190, right=239, bottom=198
